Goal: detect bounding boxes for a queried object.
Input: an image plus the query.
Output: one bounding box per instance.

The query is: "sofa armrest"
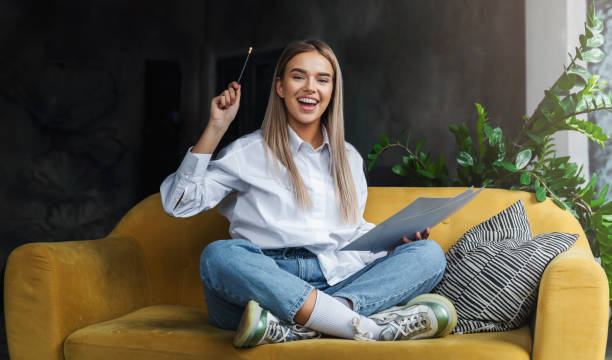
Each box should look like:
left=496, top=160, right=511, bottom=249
left=531, top=246, right=609, bottom=360
left=4, top=234, right=151, bottom=360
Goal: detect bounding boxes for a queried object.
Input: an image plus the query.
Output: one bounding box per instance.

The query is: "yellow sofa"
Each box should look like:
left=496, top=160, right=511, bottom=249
left=4, top=187, right=609, bottom=360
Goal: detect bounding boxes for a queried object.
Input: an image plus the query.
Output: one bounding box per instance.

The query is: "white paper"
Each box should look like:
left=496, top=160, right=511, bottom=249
left=340, top=187, right=483, bottom=252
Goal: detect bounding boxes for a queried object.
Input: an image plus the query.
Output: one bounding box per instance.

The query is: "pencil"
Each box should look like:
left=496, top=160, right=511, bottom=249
left=237, top=46, right=253, bottom=84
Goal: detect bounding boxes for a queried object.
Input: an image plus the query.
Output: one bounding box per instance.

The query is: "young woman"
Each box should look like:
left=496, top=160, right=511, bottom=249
left=160, top=39, right=457, bottom=347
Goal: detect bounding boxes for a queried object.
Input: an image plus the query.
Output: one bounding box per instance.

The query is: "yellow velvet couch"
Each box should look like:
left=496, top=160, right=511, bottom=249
left=4, top=187, right=609, bottom=360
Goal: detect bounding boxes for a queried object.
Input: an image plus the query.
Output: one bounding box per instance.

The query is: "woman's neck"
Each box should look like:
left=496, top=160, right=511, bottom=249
left=288, top=119, right=323, bottom=149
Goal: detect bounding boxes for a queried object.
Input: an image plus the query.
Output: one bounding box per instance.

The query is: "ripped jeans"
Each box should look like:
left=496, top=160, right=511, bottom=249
left=199, top=238, right=446, bottom=330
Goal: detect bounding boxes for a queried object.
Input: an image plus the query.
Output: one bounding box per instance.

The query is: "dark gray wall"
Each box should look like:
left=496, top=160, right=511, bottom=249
left=0, top=0, right=205, bottom=242
left=203, top=0, right=525, bottom=184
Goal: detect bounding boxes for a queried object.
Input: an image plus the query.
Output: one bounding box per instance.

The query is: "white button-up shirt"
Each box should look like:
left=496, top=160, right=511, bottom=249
left=160, top=125, right=385, bottom=285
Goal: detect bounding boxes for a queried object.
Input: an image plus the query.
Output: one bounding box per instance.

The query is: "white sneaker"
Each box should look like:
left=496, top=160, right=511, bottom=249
left=233, top=300, right=322, bottom=348
left=354, top=293, right=458, bottom=341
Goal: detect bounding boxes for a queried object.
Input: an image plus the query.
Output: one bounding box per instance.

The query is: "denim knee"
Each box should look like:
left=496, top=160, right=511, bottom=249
left=199, top=239, right=255, bottom=288
left=420, top=240, right=447, bottom=282
left=397, top=239, right=446, bottom=278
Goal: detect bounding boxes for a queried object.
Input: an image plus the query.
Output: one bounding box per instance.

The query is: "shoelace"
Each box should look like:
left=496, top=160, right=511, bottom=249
left=266, top=321, right=321, bottom=343
left=352, top=316, right=375, bottom=341
left=352, top=313, right=431, bottom=341
left=389, top=313, right=430, bottom=340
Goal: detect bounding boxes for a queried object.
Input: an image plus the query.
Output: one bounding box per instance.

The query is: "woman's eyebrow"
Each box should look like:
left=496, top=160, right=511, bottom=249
left=289, top=68, right=332, bottom=77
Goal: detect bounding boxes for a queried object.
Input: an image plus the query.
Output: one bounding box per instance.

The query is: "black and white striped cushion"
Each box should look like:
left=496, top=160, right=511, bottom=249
left=433, top=200, right=578, bottom=334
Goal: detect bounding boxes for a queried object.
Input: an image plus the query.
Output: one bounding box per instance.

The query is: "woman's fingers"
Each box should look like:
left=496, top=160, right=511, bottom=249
left=228, top=86, right=236, bottom=102
left=423, top=227, right=430, bottom=239
left=218, top=82, right=241, bottom=109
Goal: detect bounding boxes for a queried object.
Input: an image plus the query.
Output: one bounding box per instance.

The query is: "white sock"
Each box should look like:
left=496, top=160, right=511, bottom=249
left=333, top=296, right=352, bottom=309
left=304, top=290, right=383, bottom=340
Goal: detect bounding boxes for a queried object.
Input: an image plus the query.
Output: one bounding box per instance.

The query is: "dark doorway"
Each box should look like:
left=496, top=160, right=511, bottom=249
left=214, top=48, right=283, bottom=157
left=141, top=60, right=182, bottom=199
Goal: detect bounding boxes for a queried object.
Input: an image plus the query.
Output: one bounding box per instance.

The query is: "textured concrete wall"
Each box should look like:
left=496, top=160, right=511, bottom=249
left=0, top=0, right=204, bottom=242
left=590, top=0, right=612, bottom=196
left=0, top=2, right=204, bottom=358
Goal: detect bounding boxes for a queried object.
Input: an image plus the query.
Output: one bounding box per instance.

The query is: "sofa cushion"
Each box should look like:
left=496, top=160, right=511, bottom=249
left=433, top=200, right=578, bottom=334
left=64, top=304, right=532, bottom=360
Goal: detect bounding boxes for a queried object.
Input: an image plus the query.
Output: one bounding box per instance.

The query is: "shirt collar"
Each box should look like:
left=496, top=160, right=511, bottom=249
left=287, top=123, right=330, bottom=154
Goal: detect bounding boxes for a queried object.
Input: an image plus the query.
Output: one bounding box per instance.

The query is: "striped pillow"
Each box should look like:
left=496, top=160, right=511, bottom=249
left=432, top=200, right=578, bottom=334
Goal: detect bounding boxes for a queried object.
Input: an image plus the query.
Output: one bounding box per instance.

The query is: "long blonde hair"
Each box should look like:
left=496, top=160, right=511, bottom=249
left=261, top=39, right=360, bottom=224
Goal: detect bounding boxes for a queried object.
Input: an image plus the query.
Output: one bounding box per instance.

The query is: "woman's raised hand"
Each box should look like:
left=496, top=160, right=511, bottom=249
left=209, top=81, right=241, bottom=130
left=192, top=81, right=242, bottom=154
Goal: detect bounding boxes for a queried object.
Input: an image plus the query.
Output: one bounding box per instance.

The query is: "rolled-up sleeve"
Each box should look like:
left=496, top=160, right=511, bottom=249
left=160, top=145, right=245, bottom=218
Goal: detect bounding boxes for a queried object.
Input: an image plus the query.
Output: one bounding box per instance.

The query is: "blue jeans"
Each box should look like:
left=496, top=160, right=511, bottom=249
left=199, top=239, right=446, bottom=330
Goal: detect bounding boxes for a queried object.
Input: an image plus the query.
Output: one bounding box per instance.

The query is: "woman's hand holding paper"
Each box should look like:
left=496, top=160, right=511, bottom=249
left=387, top=227, right=430, bottom=255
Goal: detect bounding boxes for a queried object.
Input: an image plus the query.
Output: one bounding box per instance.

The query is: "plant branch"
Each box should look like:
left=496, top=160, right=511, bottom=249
left=519, top=106, right=612, bottom=148
left=517, top=55, right=580, bottom=146
left=377, top=142, right=428, bottom=170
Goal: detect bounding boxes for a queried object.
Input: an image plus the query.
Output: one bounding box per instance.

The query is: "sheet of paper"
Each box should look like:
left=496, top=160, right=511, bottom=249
left=340, top=187, right=483, bottom=252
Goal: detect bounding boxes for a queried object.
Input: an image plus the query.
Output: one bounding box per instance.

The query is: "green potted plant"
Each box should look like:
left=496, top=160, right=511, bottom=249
left=368, top=1, right=612, bottom=301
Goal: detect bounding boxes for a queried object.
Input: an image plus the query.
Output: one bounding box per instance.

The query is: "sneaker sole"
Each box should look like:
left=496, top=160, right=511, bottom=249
left=406, top=293, right=457, bottom=337
left=233, top=300, right=263, bottom=348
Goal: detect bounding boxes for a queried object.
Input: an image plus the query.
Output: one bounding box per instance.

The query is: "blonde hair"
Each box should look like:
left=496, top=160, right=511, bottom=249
left=261, top=39, right=360, bottom=224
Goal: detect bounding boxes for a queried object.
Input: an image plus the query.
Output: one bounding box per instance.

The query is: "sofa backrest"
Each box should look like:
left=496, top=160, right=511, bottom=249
left=111, top=187, right=589, bottom=308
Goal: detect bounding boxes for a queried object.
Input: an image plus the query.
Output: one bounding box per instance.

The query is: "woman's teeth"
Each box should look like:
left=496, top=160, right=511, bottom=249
left=298, top=98, right=317, bottom=104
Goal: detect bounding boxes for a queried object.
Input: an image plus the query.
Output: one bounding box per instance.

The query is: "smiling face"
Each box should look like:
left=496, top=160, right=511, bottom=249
left=275, top=50, right=335, bottom=131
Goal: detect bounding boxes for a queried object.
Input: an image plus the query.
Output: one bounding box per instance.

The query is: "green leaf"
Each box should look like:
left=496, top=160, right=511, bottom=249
left=581, top=172, right=599, bottom=196
left=457, top=151, right=474, bottom=167
left=484, top=124, right=493, bottom=140
left=497, top=141, right=506, bottom=161
left=535, top=179, right=547, bottom=201
left=415, top=138, right=426, bottom=155
left=367, top=160, right=375, bottom=171
left=416, top=169, right=436, bottom=179
left=598, top=184, right=610, bottom=201
left=553, top=198, right=568, bottom=210
left=587, top=33, right=604, bottom=48
left=392, top=165, right=408, bottom=176
left=485, top=125, right=503, bottom=147
left=515, top=149, right=533, bottom=170
left=520, top=171, right=531, bottom=185
left=592, top=185, right=609, bottom=207
left=526, top=132, right=545, bottom=145
left=557, top=73, right=576, bottom=91
left=367, top=153, right=377, bottom=160
left=568, top=65, right=592, bottom=83
left=564, top=116, right=610, bottom=147
left=581, top=48, right=606, bottom=63
left=475, top=103, right=488, bottom=157
left=373, top=144, right=383, bottom=153
left=380, top=133, right=390, bottom=146
left=575, top=96, right=589, bottom=112
left=493, top=160, right=518, bottom=172
left=587, top=15, right=604, bottom=33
